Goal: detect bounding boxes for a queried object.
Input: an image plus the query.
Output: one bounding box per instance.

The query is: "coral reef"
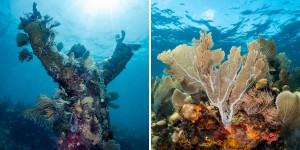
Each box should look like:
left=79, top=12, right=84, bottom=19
left=16, top=3, right=140, bottom=149
left=158, top=29, right=268, bottom=125
left=152, top=29, right=300, bottom=150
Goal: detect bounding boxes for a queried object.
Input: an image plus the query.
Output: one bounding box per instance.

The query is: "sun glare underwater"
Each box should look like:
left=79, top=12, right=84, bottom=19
left=0, top=0, right=148, bottom=149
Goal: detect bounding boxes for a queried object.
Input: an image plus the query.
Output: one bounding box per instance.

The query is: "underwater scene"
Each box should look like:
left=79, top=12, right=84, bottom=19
left=151, top=0, right=300, bottom=150
left=0, top=0, right=148, bottom=149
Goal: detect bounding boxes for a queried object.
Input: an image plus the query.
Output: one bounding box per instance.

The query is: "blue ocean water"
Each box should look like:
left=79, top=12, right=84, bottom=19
left=0, top=0, right=149, bottom=149
left=151, top=0, right=300, bottom=77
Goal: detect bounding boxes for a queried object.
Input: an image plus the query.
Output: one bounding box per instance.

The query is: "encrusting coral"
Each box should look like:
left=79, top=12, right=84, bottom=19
left=17, top=3, right=141, bottom=149
left=151, top=29, right=300, bottom=150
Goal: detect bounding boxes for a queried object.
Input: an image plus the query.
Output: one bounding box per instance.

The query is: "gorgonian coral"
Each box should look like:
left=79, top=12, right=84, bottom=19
left=276, top=91, right=300, bottom=125
left=158, top=29, right=269, bottom=125
left=18, top=48, right=33, bottom=62
left=240, top=88, right=276, bottom=123
left=24, top=95, right=65, bottom=126
left=151, top=30, right=298, bottom=150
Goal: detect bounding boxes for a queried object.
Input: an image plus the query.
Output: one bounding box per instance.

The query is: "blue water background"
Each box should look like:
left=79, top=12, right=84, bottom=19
left=152, top=0, right=300, bottom=77
left=0, top=0, right=149, bottom=149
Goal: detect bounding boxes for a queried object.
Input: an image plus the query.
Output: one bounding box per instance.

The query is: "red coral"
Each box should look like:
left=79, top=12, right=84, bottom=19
left=217, top=130, right=226, bottom=142
left=240, top=123, right=247, bottom=131
left=261, top=132, right=279, bottom=144
left=231, top=124, right=238, bottom=134
left=222, top=126, right=231, bottom=135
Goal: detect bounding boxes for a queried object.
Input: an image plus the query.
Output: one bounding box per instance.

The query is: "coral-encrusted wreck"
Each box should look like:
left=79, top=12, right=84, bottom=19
left=17, top=3, right=140, bottom=150
left=152, top=29, right=300, bottom=149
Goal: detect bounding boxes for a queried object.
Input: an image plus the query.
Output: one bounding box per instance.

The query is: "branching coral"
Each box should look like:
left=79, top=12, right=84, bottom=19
left=158, top=29, right=268, bottom=125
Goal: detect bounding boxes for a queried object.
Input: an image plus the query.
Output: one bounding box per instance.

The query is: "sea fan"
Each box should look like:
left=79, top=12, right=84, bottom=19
left=18, top=48, right=33, bottom=62
left=24, top=95, right=63, bottom=126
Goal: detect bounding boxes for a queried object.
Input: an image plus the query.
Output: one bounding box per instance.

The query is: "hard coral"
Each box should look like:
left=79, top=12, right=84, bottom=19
left=255, top=78, right=268, bottom=90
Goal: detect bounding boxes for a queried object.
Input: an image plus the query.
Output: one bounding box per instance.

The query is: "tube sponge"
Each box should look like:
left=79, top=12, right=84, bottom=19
left=16, top=33, right=29, bottom=47
left=276, top=91, right=300, bottom=124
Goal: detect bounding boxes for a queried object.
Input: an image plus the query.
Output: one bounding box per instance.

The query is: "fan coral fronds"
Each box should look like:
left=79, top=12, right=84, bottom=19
left=258, top=35, right=277, bottom=61
left=158, top=29, right=269, bottom=125
left=56, top=42, right=64, bottom=52
left=18, top=48, right=33, bottom=62
left=277, top=53, right=291, bottom=71
left=67, top=43, right=87, bottom=59
left=288, top=68, right=300, bottom=91
left=16, top=33, right=29, bottom=47
left=276, top=91, right=300, bottom=124
left=24, top=95, right=62, bottom=126
left=153, top=76, right=176, bottom=120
